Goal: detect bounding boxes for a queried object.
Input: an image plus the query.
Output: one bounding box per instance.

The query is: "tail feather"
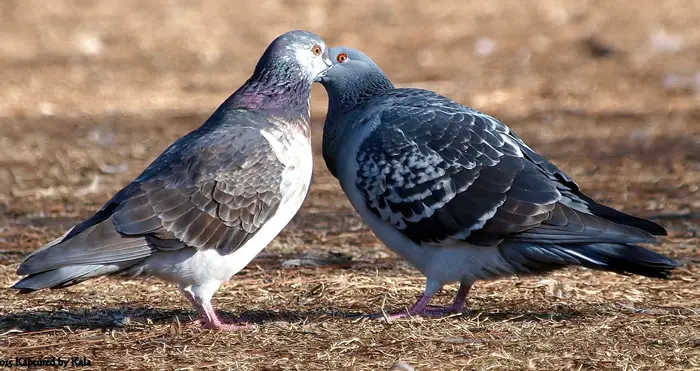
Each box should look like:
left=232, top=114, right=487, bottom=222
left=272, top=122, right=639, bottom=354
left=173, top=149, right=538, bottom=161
left=584, top=200, right=668, bottom=236
left=13, top=218, right=159, bottom=292
left=13, top=265, right=100, bottom=292
left=557, top=243, right=680, bottom=278
left=13, top=265, right=113, bottom=292
left=501, top=242, right=680, bottom=278
left=17, top=220, right=156, bottom=276
left=13, top=259, right=148, bottom=293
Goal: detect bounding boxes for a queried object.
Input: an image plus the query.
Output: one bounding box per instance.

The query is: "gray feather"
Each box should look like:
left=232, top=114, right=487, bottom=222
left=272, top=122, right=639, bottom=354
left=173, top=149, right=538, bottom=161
left=499, top=242, right=679, bottom=278
left=13, top=265, right=103, bottom=291
left=12, top=260, right=148, bottom=291
left=16, top=220, right=156, bottom=276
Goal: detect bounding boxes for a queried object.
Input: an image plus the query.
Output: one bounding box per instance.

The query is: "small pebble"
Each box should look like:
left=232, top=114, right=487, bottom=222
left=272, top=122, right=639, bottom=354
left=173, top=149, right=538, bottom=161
left=389, top=361, right=415, bottom=371
left=583, top=37, right=616, bottom=58
left=649, top=30, right=684, bottom=53
left=474, top=37, right=496, bottom=57
left=75, top=32, right=104, bottom=57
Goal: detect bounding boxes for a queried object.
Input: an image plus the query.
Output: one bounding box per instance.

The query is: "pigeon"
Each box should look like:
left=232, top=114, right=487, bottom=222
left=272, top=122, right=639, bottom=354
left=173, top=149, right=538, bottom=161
left=317, top=47, right=680, bottom=318
left=13, top=30, right=332, bottom=330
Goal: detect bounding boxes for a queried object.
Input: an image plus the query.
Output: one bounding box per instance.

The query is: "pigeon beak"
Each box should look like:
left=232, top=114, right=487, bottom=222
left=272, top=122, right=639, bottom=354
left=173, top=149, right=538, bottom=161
left=314, top=65, right=332, bottom=82
left=314, top=51, right=333, bottom=82
left=322, top=48, right=333, bottom=68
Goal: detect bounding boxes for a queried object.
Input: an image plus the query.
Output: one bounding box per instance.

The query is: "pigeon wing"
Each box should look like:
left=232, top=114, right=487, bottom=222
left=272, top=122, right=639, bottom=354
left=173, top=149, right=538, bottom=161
left=111, top=122, right=286, bottom=255
left=355, top=89, right=658, bottom=247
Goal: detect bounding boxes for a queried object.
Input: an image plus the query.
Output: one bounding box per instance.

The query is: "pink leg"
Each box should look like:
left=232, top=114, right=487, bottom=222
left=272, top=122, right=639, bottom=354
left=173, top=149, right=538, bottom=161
left=447, top=281, right=472, bottom=313
left=386, top=281, right=472, bottom=319
left=179, top=284, right=251, bottom=331
left=383, top=292, right=435, bottom=320
left=197, top=301, right=252, bottom=331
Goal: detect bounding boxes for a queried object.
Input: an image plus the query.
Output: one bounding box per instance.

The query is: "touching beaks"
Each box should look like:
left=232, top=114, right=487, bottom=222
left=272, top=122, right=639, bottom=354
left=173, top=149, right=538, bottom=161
left=315, top=64, right=333, bottom=82
left=322, top=48, right=333, bottom=68
left=314, top=52, right=333, bottom=82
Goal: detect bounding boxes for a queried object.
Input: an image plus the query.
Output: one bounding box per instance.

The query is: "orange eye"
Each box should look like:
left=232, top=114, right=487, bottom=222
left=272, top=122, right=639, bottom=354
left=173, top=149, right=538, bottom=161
left=312, top=45, right=322, bottom=56
left=337, top=53, right=349, bottom=63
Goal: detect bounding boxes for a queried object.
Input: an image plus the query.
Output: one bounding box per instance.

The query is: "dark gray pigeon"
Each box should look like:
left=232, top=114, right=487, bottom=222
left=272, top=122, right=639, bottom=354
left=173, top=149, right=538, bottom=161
left=13, top=30, right=332, bottom=330
left=318, top=47, right=680, bottom=319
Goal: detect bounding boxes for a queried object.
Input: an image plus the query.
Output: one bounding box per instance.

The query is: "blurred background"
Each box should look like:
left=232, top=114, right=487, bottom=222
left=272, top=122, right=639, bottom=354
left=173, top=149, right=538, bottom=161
left=2, top=0, right=700, bottom=119
left=2, top=0, right=699, bottom=231
left=0, top=1, right=698, bottom=369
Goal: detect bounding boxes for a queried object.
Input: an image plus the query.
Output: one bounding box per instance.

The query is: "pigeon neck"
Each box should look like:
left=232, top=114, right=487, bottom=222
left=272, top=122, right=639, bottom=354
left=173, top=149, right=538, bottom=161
left=322, top=71, right=394, bottom=177
left=222, top=65, right=312, bottom=123
left=327, top=72, right=394, bottom=118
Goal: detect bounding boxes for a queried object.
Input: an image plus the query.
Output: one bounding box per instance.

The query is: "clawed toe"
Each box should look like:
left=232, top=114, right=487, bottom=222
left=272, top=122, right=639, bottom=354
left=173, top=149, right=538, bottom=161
left=201, top=321, right=253, bottom=331
left=197, top=315, right=253, bottom=331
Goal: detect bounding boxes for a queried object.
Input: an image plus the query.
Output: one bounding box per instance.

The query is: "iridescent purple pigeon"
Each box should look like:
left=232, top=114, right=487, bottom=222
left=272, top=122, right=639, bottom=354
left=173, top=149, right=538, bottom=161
left=13, top=31, right=332, bottom=330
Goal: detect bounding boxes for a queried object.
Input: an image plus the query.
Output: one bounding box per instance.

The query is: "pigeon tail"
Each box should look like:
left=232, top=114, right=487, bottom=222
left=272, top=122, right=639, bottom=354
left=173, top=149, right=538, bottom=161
left=13, top=218, right=157, bottom=292
left=500, top=242, right=680, bottom=279
left=584, top=200, right=668, bottom=236
left=12, top=261, right=145, bottom=292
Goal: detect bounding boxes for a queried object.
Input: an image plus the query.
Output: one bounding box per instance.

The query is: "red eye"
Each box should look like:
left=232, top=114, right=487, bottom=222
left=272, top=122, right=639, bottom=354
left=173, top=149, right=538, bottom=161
left=337, top=53, right=348, bottom=63
left=312, top=45, right=322, bottom=56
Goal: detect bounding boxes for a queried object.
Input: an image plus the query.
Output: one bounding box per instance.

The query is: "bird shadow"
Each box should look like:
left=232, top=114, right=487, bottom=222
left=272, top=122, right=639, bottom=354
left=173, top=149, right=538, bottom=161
left=1, top=307, right=192, bottom=332
left=1, top=306, right=589, bottom=333
left=0, top=307, right=365, bottom=332
left=236, top=308, right=364, bottom=324
left=341, top=304, right=588, bottom=324
left=467, top=308, right=586, bottom=323
left=3, top=306, right=580, bottom=333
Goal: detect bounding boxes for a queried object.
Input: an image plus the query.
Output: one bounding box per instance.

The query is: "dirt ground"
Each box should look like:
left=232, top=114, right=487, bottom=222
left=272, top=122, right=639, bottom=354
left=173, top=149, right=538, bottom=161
left=0, top=0, right=699, bottom=370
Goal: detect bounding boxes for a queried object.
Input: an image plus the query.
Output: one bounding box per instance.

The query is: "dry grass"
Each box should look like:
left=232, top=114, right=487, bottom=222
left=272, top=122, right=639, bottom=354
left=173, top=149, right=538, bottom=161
left=1, top=1, right=699, bottom=370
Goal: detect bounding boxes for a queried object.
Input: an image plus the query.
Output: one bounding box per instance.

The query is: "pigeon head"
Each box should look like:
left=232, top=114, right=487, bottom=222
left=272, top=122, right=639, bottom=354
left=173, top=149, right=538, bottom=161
left=319, top=47, right=385, bottom=77
left=222, top=30, right=331, bottom=120
left=317, top=47, right=395, bottom=116
left=255, top=30, right=332, bottom=82
left=318, top=47, right=396, bottom=176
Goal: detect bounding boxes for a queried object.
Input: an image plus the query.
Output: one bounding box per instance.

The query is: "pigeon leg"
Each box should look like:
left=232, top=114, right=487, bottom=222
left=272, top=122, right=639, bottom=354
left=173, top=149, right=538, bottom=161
left=423, top=280, right=473, bottom=316
left=382, top=280, right=472, bottom=320
left=447, top=280, right=472, bottom=313
left=380, top=279, right=442, bottom=320
left=197, top=300, right=252, bottom=331
left=180, top=283, right=251, bottom=331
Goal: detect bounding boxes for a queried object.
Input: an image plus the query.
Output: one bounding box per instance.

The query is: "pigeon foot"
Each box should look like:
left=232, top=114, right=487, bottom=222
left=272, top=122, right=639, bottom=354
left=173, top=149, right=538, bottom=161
left=376, top=281, right=473, bottom=320
left=201, top=318, right=253, bottom=331
left=192, top=296, right=253, bottom=331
